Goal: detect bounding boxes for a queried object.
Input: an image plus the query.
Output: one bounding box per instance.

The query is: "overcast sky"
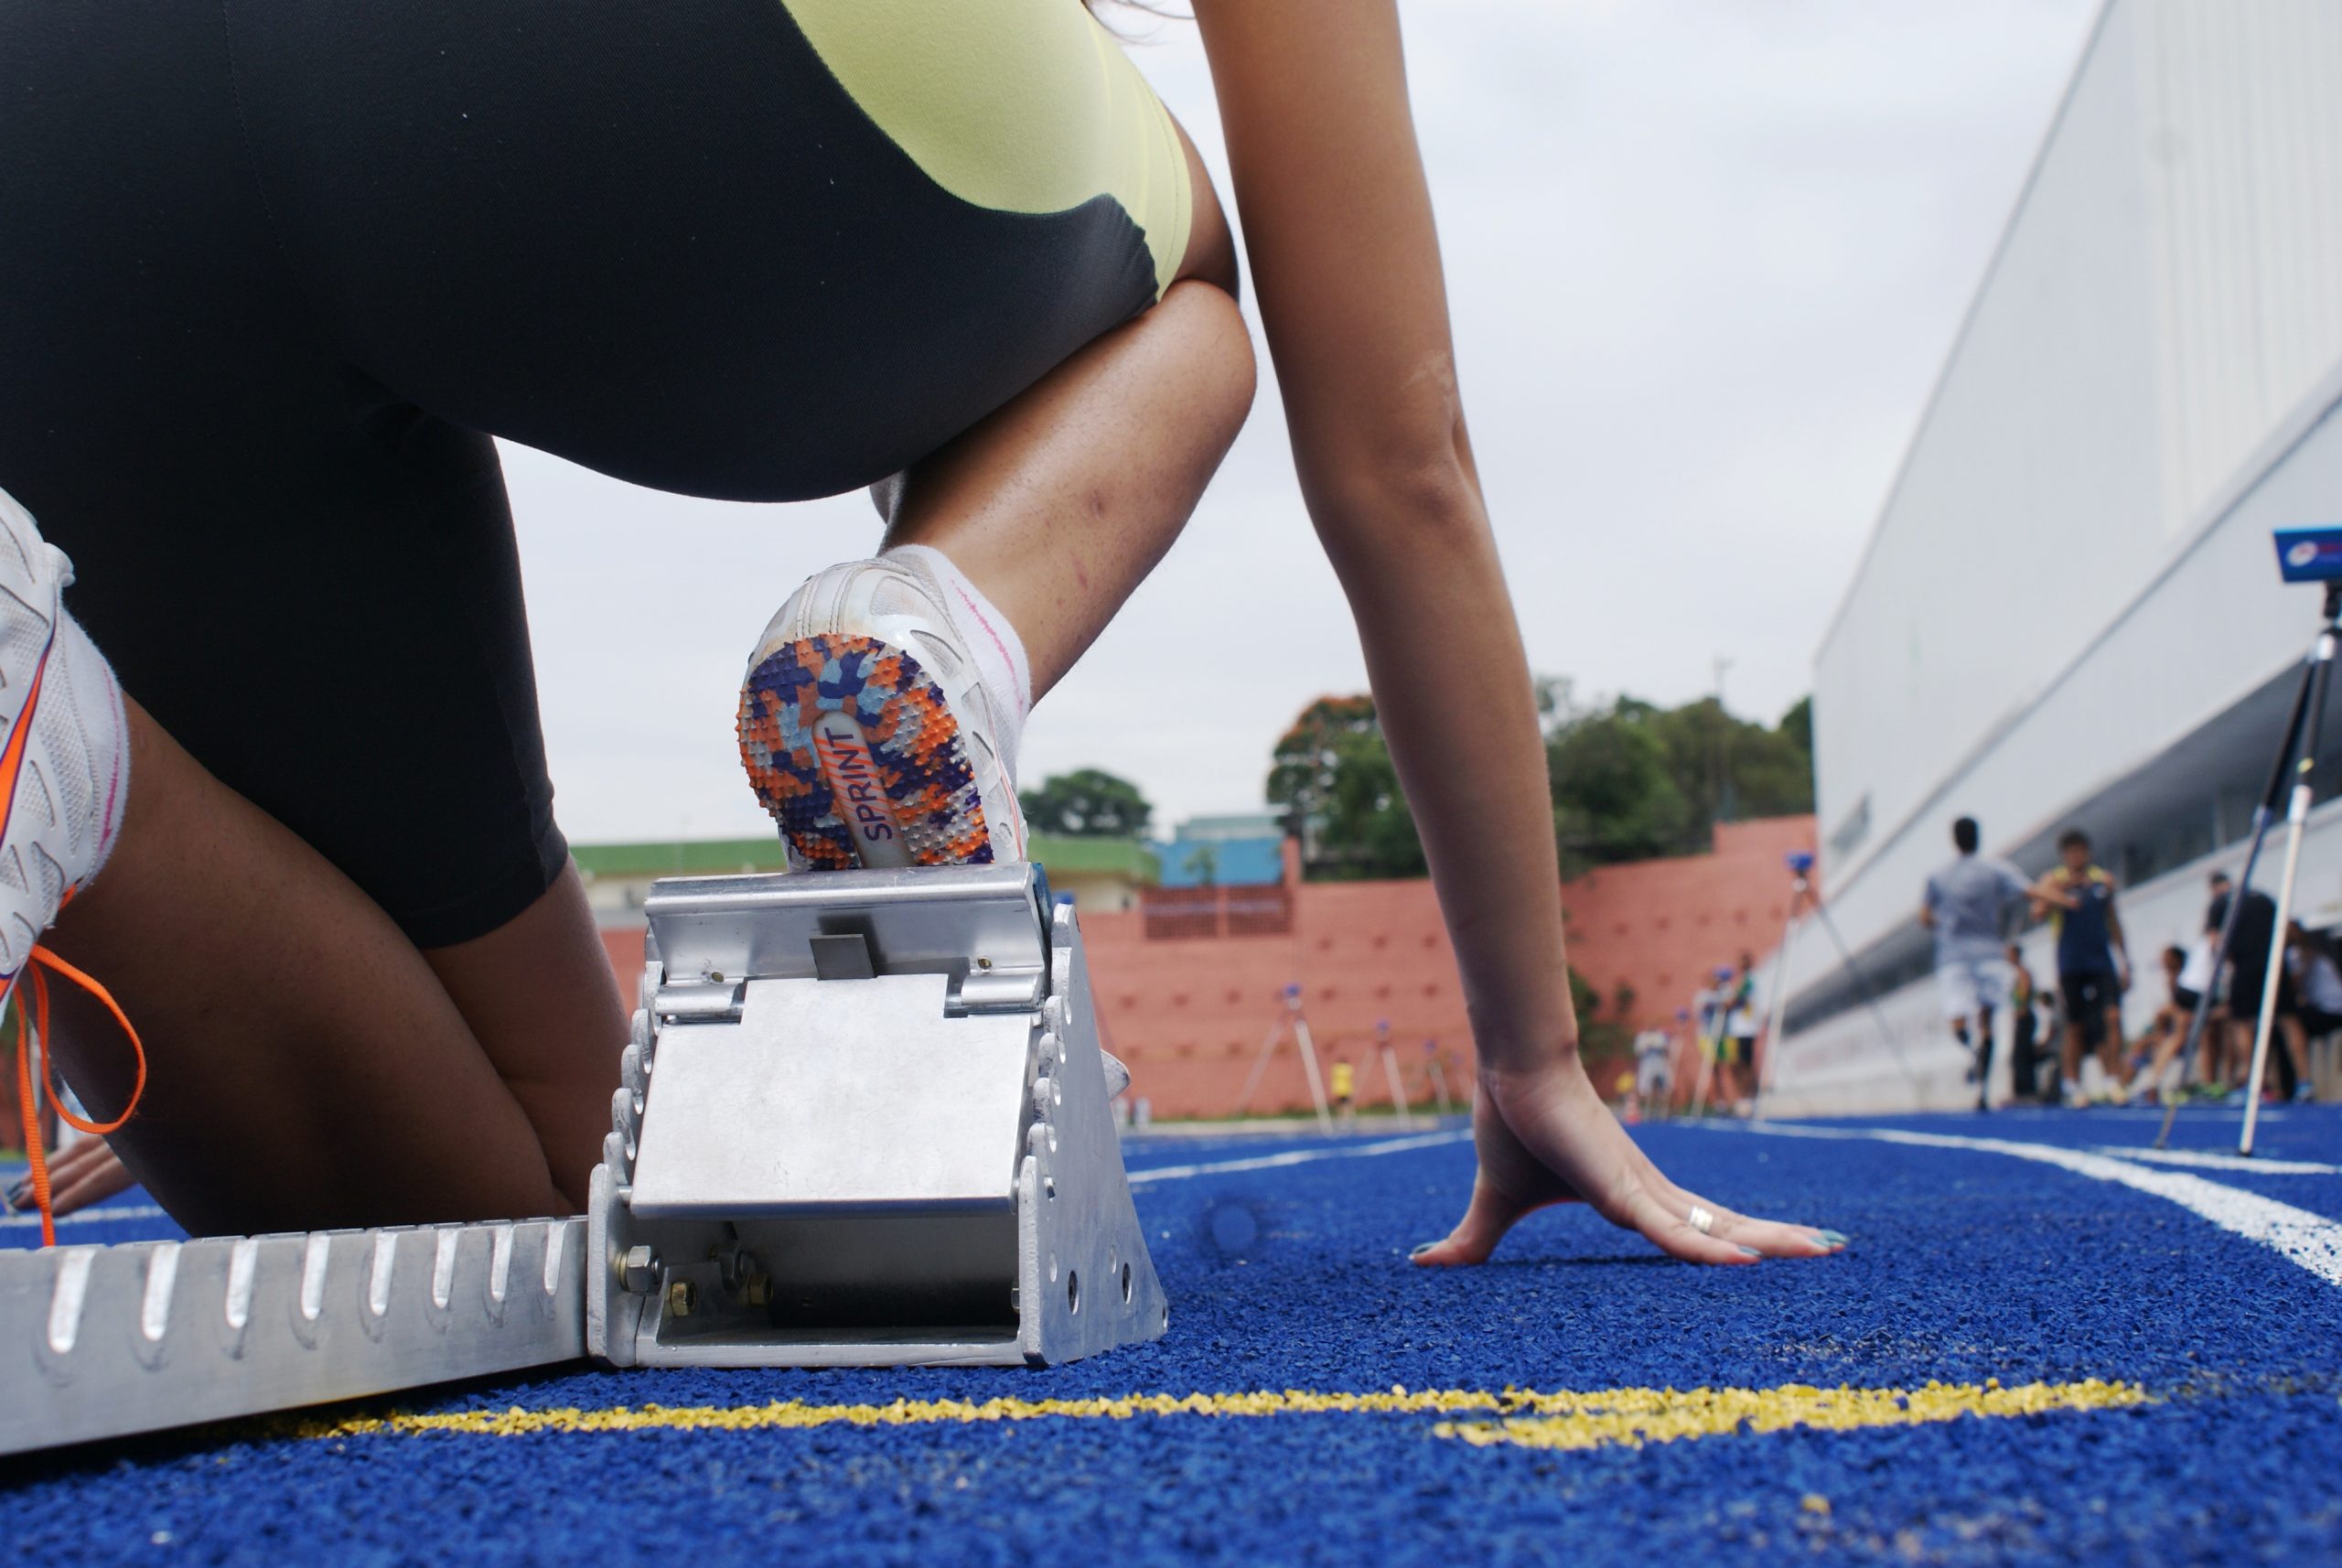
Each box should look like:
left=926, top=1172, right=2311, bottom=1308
left=506, top=0, right=2101, bottom=847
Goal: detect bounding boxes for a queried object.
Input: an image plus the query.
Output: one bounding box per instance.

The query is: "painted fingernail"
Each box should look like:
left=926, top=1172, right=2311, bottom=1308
left=1408, top=1241, right=1437, bottom=1260
left=1737, top=1245, right=1762, bottom=1258
left=1817, top=1230, right=1850, bottom=1246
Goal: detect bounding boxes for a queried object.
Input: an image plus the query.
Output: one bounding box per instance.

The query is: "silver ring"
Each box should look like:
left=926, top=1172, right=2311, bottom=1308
left=1688, top=1205, right=1716, bottom=1236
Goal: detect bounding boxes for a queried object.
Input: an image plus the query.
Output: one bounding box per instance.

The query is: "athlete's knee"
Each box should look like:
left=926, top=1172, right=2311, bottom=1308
left=1155, top=278, right=1258, bottom=438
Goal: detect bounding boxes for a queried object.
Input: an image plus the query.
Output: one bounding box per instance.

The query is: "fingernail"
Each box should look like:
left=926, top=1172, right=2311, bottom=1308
left=1816, top=1230, right=1850, bottom=1246
left=1408, top=1241, right=1437, bottom=1260
left=1736, top=1245, right=1762, bottom=1258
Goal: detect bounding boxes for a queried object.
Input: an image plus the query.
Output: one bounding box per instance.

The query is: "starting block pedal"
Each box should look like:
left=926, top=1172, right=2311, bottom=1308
left=587, top=863, right=1167, bottom=1368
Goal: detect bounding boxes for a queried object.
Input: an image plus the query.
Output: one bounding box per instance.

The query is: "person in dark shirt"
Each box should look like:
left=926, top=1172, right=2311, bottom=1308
left=2206, top=871, right=2311, bottom=1102
left=2031, top=828, right=2131, bottom=1105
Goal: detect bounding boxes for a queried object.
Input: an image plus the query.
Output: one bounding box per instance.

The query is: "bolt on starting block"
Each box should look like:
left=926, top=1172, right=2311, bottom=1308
left=0, top=861, right=1166, bottom=1455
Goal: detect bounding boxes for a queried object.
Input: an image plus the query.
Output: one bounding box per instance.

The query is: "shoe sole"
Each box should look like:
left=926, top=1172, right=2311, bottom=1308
left=737, top=632, right=994, bottom=870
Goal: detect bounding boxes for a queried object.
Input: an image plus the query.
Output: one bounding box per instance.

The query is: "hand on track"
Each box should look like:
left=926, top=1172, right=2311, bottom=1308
left=1409, top=1057, right=1846, bottom=1267
left=5, top=1135, right=134, bottom=1219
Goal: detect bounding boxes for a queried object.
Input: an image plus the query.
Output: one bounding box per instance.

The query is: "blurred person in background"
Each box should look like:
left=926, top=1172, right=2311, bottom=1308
left=1722, top=951, right=1760, bottom=1114
left=2126, top=945, right=2194, bottom=1104
left=2208, top=872, right=2311, bottom=1103
left=1633, top=1026, right=1674, bottom=1121
left=2032, top=829, right=2131, bottom=1106
left=1920, top=816, right=2031, bottom=1112
left=2285, top=922, right=2342, bottom=1100
left=2004, top=945, right=2055, bottom=1103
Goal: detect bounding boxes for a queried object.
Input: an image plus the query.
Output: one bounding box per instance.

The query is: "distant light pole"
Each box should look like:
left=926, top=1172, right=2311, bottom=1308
left=1713, top=655, right=1738, bottom=826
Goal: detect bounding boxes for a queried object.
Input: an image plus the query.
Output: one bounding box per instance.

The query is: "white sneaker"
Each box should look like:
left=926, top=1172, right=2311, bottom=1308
left=737, top=555, right=1026, bottom=870
left=0, top=488, right=126, bottom=987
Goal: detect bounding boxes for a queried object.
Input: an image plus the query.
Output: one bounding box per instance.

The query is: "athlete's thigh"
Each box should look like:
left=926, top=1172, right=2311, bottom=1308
left=222, top=0, right=1190, bottom=504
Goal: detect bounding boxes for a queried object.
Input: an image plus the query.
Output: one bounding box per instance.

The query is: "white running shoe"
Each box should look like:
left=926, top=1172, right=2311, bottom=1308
left=737, top=554, right=1026, bottom=871
left=0, top=488, right=127, bottom=988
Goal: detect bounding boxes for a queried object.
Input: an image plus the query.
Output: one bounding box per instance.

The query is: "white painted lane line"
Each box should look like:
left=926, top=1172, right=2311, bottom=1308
left=1742, top=1123, right=2342, bottom=1287
left=0, top=1204, right=172, bottom=1232
left=2094, top=1146, right=2340, bottom=1176
left=1127, top=1130, right=1469, bottom=1185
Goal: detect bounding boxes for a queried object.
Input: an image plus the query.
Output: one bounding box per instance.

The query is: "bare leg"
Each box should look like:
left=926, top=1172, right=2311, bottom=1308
left=1973, top=1007, right=1995, bottom=1106
left=421, top=865, right=628, bottom=1209
left=875, top=124, right=1250, bottom=698
left=2279, top=1015, right=2311, bottom=1096
left=876, top=278, right=1254, bottom=698
left=41, top=700, right=585, bottom=1235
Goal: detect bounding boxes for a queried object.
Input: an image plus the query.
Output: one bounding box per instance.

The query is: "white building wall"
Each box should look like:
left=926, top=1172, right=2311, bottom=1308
left=1812, top=0, right=2342, bottom=907
left=1776, top=0, right=2342, bottom=1109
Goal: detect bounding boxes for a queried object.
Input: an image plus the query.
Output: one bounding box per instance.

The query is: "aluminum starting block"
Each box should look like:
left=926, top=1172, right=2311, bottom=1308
left=586, top=863, right=1167, bottom=1368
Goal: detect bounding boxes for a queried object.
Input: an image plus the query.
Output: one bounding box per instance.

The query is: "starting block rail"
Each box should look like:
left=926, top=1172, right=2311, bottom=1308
left=1, top=861, right=1167, bottom=1454
left=0, top=1218, right=584, bottom=1457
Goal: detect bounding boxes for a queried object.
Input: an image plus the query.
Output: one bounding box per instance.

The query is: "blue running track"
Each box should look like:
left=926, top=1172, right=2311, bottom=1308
left=6, top=1107, right=2340, bottom=1566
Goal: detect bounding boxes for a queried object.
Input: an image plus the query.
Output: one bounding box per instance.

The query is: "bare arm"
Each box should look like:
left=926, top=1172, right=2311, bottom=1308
left=2030, top=874, right=2078, bottom=916
left=1196, top=1, right=1570, bottom=1070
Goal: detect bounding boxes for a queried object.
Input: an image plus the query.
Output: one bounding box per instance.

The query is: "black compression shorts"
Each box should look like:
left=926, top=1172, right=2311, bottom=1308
left=0, top=0, right=1189, bottom=945
left=2059, top=971, right=2120, bottom=1029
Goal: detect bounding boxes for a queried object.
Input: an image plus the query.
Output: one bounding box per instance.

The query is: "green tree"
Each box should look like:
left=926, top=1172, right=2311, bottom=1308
left=1542, top=686, right=1815, bottom=871
left=1018, top=768, right=1153, bottom=838
left=1266, top=695, right=1426, bottom=881
left=1567, top=964, right=1632, bottom=1068
left=1547, top=697, right=1697, bottom=871
left=1778, top=694, right=1812, bottom=760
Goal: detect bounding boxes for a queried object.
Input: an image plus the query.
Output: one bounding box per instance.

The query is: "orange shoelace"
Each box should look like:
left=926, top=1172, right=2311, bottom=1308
left=10, top=930, right=145, bottom=1249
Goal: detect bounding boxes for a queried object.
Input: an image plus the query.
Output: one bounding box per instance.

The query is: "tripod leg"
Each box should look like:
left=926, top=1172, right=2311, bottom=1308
left=1380, top=1044, right=1413, bottom=1130
left=1687, top=1017, right=1717, bottom=1119
left=2239, top=622, right=2332, bottom=1160
left=1233, top=1019, right=1285, bottom=1121
left=2156, top=814, right=2271, bottom=1146
left=2241, top=820, right=2311, bottom=1154
left=1292, top=1015, right=1335, bottom=1136
left=2160, top=621, right=2330, bottom=1146
left=1811, top=901, right=1925, bottom=1092
left=1750, top=883, right=1809, bottom=1120
left=2243, top=623, right=2337, bottom=1154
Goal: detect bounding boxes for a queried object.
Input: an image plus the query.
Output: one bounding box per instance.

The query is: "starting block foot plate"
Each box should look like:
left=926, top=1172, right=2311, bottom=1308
left=588, top=864, right=1168, bottom=1369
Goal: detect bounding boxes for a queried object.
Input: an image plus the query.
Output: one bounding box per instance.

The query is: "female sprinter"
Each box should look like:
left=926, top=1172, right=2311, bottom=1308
left=0, top=0, right=1840, bottom=1265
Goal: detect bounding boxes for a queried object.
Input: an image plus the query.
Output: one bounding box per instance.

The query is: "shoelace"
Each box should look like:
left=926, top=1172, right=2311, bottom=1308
left=11, top=917, right=145, bottom=1248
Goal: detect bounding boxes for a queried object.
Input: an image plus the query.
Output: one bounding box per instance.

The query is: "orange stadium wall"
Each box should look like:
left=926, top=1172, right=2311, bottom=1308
left=596, top=816, right=1815, bottom=1122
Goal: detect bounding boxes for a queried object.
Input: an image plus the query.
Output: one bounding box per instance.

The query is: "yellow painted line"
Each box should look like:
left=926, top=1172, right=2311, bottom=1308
left=299, top=1377, right=2146, bottom=1450
left=1433, top=1377, right=2147, bottom=1452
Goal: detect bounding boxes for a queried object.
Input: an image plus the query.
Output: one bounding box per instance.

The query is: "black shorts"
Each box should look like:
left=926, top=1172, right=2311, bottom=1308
left=1, top=1, right=1182, bottom=945
left=2225, top=956, right=2296, bottom=1029
left=2059, top=971, right=2121, bottom=1027
left=2299, top=1007, right=2342, bottom=1038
